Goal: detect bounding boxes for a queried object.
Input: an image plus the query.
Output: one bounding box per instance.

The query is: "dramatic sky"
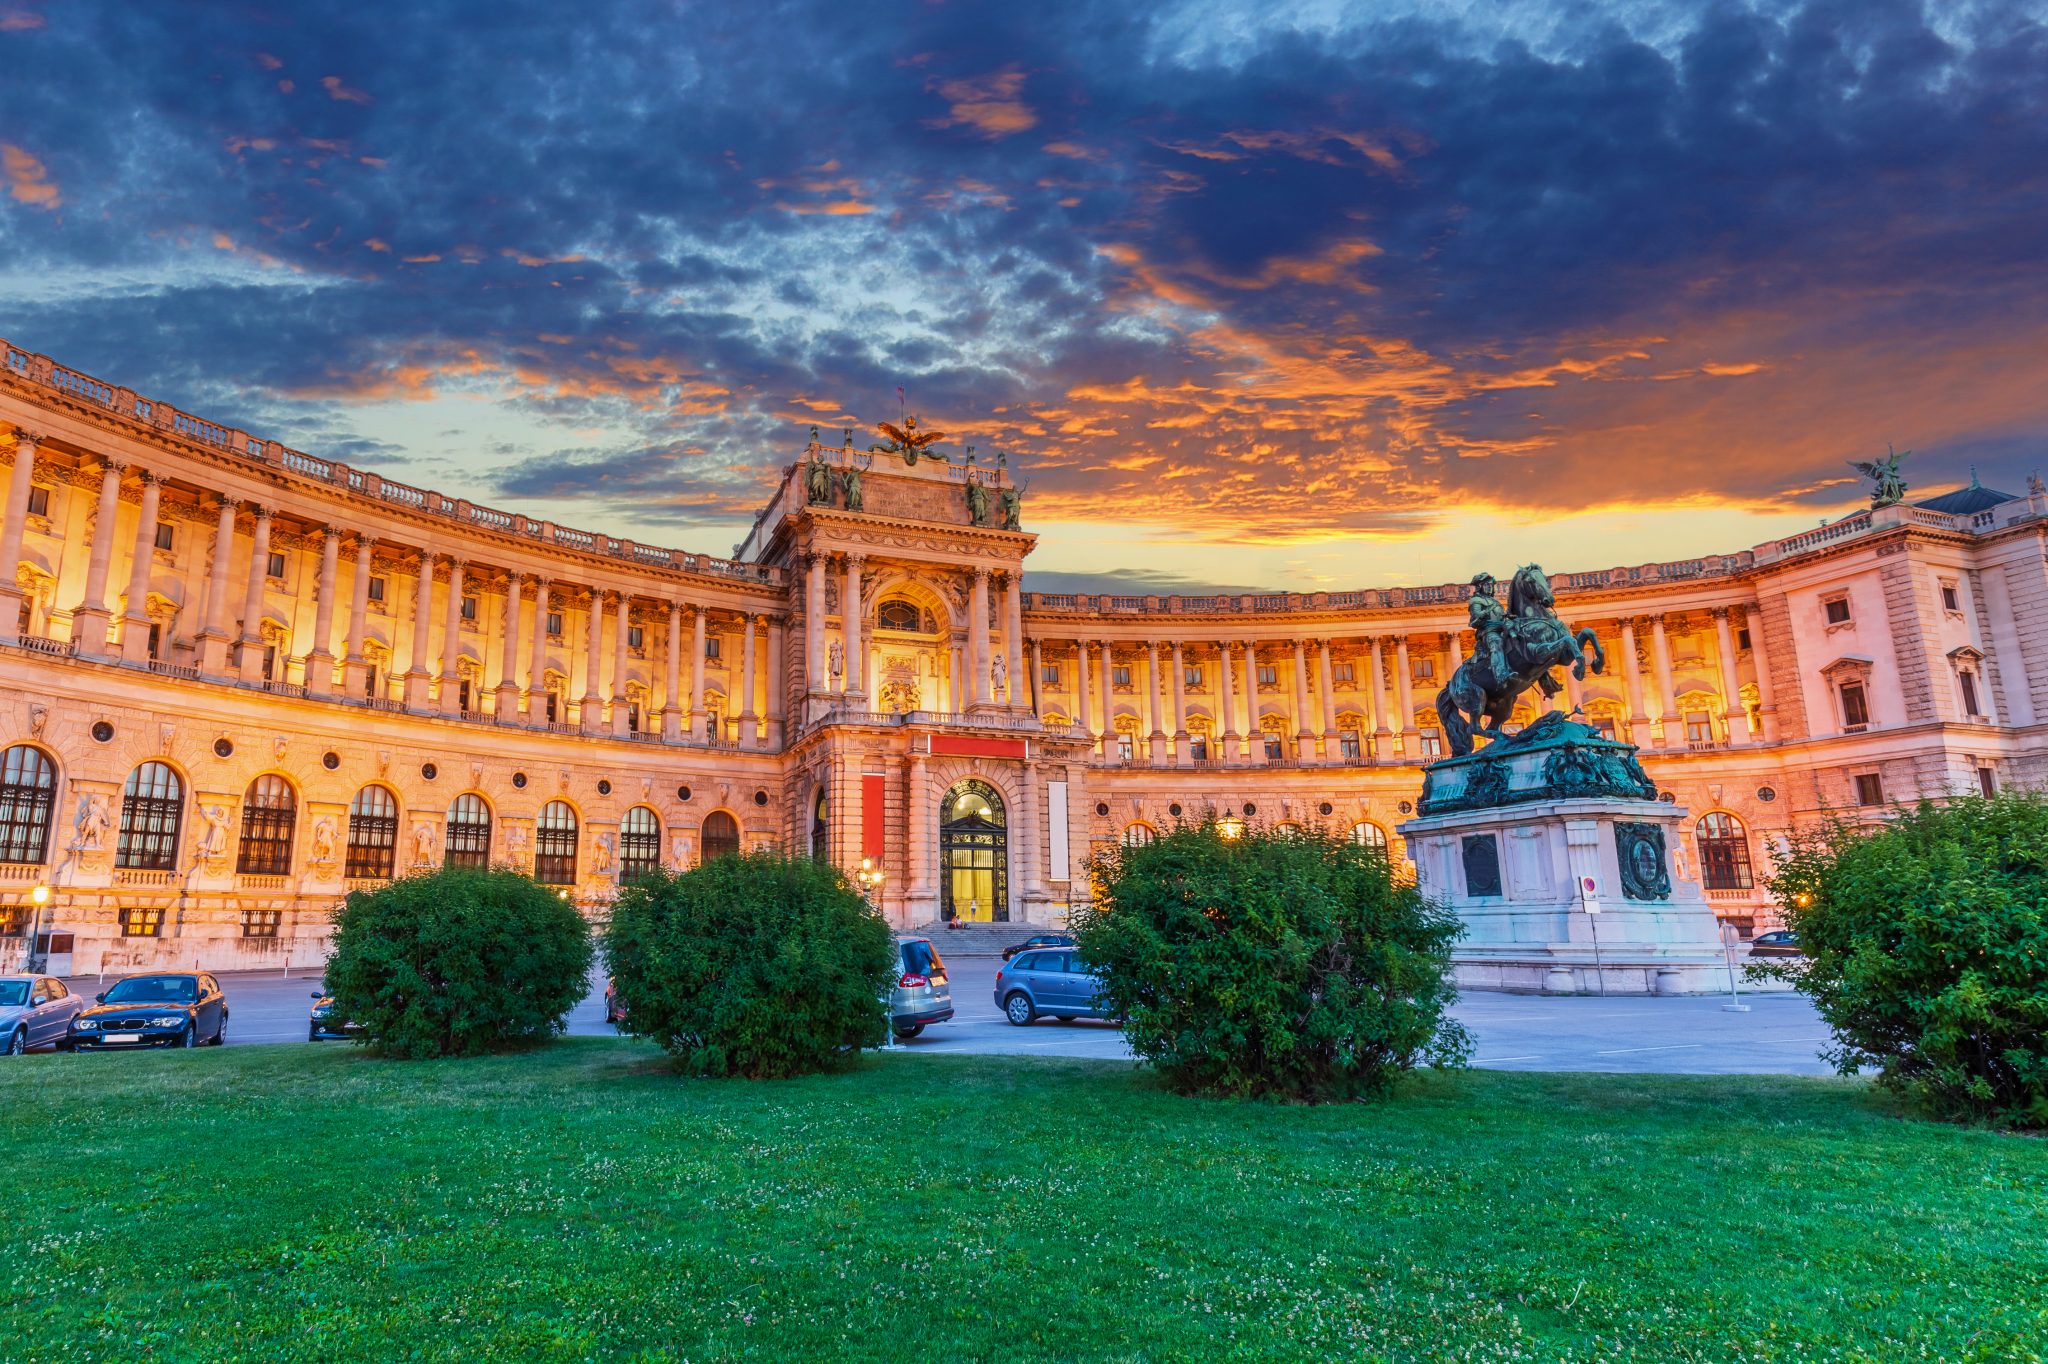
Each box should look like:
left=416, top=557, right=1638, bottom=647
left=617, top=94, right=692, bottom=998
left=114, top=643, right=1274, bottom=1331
left=2, top=0, right=2044, bottom=592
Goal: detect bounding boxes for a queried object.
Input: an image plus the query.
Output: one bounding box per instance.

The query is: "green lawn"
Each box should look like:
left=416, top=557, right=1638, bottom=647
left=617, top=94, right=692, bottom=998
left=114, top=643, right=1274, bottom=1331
left=3, top=1043, right=2043, bottom=1363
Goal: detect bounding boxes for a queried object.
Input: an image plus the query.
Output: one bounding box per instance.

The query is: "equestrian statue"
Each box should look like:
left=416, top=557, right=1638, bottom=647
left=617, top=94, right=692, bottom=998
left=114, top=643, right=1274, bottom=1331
left=1433, top=565, right=1604, bottom=757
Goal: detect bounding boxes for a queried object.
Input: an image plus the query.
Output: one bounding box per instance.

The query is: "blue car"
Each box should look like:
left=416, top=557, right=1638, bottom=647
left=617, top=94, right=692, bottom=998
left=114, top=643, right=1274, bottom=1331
left=1, top=974, right=86, bottom=1054
left=993, top=949, right=1110, bottom=1026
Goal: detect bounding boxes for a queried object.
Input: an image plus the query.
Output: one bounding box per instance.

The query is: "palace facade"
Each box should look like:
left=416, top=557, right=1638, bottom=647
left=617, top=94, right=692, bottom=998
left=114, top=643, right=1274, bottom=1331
left=2, top=337, right=2045, bottom=973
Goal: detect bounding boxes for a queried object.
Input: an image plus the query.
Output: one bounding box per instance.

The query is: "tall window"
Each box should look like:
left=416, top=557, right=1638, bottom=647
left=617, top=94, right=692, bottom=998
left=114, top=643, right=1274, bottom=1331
left=1116, top=732, right=1135, bottom=762
left=153, top=522, right=174, bottom=551
left=0, top=745, right=57, bottom=865
left=1339, top=731, right=1362, bottom=760
left=535, top=800, right=578, bottom=884
left=1840, top=682, right=1870, bottom=730
left=1685, top=711, right=1715, bottom=746
left=1854, top=772, right=1886, bottom=807
left=1959, top=670, right=1981, bottom=718
left=1264, top=732, right=1284, bottom=760
left=235, top=775, right=296, bottom=875
left=1333, top=662, right=1355, bottom=683
left=25, top=486, right=49, bottom=516
left=1696, top=812, right=1753, bottom=891
left=1257, top=665, right=1278, bottom=687
left=1112, top=665, right=1132, bottom=687
left=445, top=794, right=492, bottom=868
left=367, top=575, right=387, bottom=603
left=1351, top=822, right=1388, bottom=854
left=346, top=785, right=399, bottom=879
left=620, top=806, right=661, bottom=880
left=701, top=810, right=740, bottom=861
left=116, top=761, right=183, bottom=871
left=1419, top=727, right=1444, bottom=759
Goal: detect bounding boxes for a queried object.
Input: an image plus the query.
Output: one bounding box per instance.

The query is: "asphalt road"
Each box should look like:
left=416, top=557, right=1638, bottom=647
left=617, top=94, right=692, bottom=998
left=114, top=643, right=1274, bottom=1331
left=36, top=959, right=1834, bottom=1075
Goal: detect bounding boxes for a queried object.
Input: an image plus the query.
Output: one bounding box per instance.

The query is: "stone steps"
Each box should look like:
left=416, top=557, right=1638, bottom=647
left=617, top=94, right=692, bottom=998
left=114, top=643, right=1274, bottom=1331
left=899, top=921, right=1053, bottom=957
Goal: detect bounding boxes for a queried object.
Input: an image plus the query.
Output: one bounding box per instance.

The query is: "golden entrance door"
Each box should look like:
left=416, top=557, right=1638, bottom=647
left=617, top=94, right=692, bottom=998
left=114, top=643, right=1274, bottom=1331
left=939, top=780, right=1008, bottom=923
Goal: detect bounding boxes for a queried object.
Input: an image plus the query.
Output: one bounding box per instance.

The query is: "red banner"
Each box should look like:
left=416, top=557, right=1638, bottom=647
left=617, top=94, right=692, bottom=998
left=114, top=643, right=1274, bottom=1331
left=928, top=734, right=1028, bottom=759
left=862, top=773, right=886, bottom=858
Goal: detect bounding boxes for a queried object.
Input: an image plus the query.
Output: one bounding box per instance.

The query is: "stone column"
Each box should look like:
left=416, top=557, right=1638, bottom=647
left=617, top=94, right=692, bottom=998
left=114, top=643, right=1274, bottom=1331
left=689, top=607, right=707, bottom=735
left=117, top=470, right=164, bottom=662
left=1018, top=760, right=1045, bottom=903
left=1745, top=603, right=1778, bottom=741
left=581, top=590, right=607, bottom=731
left=1169, top=640, right=1189, bottom=761
left=1316, top=639, right=1338, bottom=753
left=904, top=751, right=931, bottom=912
left=1394, top=636, right=1415, bottom=756
left=1713, top=607, right=1746, bottom=744
left=72, top=458, right=128, bottom=654
left=236, top=507, right=275, bottom=682
left=439, top=558, right=467, bottom=714
left=0, top=430, right=41, bottom=640
left=1446, top=629, right=1463, bottom=676
left=494, top=573, right=523, bottom=720
left=1030, top=638, right=1044, bottom=718
left=1619, top=617, right=1649, bottom=743
left=968, top=568, right=991, bottom=704
left=302, top=526, right=342, bottom=688
left=403, top=548, right=435, bottom=705
left=662, top=600, right=683, bottom=740
left=1003, top=571, right=1023, bottom=707
left=1239, top=641, right=1259, bottom=760
left=806, top=552, right=827, bottom=692
left=1075, top=640, right=1094, bottom=747
left=526, top=578, right=552, bottom=722
left=342, top=534, right=373, bottom=696
left=1369, top=636, right=1392, bottom=758
left=1098, top=642, right=1116, bottom=756
left=1649, top=614, right=1678, bottom=747
left=765, top=616, right=785, bottom=747
left=1144, top=641, right=1165, bottom=761
left=844, top=554, right=865, bottom=700
left=1217, top=640, right=1239, bottom=759
left=610, top=591, right=631, bottom=735
left=197, top=496, right=242, bottom=675
left=739, top=612, right=759, bottom=744
left=1290, top=639, right=1313, bottom=759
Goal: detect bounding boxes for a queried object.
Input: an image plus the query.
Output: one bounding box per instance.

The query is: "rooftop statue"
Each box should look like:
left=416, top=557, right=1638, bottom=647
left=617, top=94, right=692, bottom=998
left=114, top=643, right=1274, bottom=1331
left=1433, top=565, right=1605, bottom=757
left=965, top=477, right=990, bottom=526
left=1849, top=445, right=1912, bottom=508
left=870, top=414, right=947, bottom=466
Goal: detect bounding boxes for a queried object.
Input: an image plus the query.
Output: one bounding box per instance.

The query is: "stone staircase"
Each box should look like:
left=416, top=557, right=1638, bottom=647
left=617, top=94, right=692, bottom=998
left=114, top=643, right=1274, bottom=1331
left=901, top=921, right=1051, bottom=958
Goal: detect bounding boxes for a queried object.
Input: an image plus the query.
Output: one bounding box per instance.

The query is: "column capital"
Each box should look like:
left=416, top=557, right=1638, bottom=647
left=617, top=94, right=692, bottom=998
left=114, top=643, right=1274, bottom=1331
left=1709, top=605, right=1732, bottom=621
left=248, top=503, right=272, bottom=522
left=213, top=493, right=242, bottom=516
left=98, top=457, right=130, bottom=478
left=7, top=429, right=43, bottom=451
left=135, top=468, right=163, bottom=488
left=971, top=565, right=991, bottom=583
left=318, top=524, right=342, bottom=545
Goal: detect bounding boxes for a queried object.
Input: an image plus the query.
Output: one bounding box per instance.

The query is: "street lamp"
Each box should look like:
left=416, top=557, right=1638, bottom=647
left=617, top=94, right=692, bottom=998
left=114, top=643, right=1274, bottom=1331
left=857, top=857, right=884, bottom=910
left=24, top=884, right=50, bottom=973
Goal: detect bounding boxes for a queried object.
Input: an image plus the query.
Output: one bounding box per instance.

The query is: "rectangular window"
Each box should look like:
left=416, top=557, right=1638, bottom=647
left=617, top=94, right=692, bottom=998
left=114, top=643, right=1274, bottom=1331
left=1737, top=627, right=1752, bottom=650
left=1257, top=665, right=1277, bottom=687
left=367, top=575, right=387, bottom=603
left=1591, top=718, right=1617, bottom=741
left=1420, top=728, right=1444, bottom=759
left=1339, top=732, right=1362, bottom=760
left=627, top=625, right=644, bottom=649
left=1412, top=659, right=1435, bottom=680
left=1183, top=665, right=1202, bottom=687
left=1190, top=735, right=1208, bottom=761
left=1959, top=671, right=1981, bottom=717
left=261, top=645, right=278, bottom=681
left=1854, top=772, right=1885, bottom=807
left=1840, top=682, right=1869, bottom=729
left=1978, top=766, right=1997, bottom=798
left=1685, top=712, right=1715, bottom=745
left=121, top=905, right=164, bottom=938
left=25, top=486, right=49, bottom=517
left=458, top=679, right=473, bottom=713
left=1264, top=735, right=1284, bottom=760
left=628, top=701, right=642, bottom=732
left=705, top=637, right=721, bottom=660
left=1333, top=662, right=1354, bottom=683
left=146, top=623, right=161, bottom=660
left=1823, top=596, right=1851, bottom=625
left=364, top=665, right=380, bottom=700
left=460, top=595, right=478, bottom=621
left=546, top=692, right=560, bottom=724
left=1940, top=583, right=1961, bottom=613
left=1116, top=733, right=1134, bottom=762
left=241, top=909, right=283, bottom=938
left=266, top=551, right=286, bottom=578
left=546, top=611, right=564, bottom=637
left=1041, top=664, right=1059, bottom=685
left=153, top=522, right=174, bottom=551
left=1112, top=665, right=1131, bottom=686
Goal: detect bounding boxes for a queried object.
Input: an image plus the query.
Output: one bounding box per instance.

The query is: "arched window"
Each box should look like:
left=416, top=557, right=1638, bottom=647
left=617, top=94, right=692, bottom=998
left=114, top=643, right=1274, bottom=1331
left=346, top=785, right=399, bottom=879
left=810, top=786, right=829, bottom=863
left=117, top=761, right=183, bottom=871
left=1122, top=823, right=1155, bottom=847
left=535, top=800, right=578, bottom=884
left=445, top=794, right=492, bottom=869
left=620, top=806, right=661, bottom=880
left=0, top=744, right=57, bottom=865
left=1697, top=812, right=1754, bottom=891
left=877, top=599, right=921, bottom=632
left=235, top=775, right=296, bottom=875
left=1350, top=821, right=1388, bottom=854
left=701, top=810, right=740, bottom=862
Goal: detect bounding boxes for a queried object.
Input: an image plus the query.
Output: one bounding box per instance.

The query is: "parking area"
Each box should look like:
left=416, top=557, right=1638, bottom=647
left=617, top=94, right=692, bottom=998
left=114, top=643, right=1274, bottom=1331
left=36, top=958, right=1835, bottom=1075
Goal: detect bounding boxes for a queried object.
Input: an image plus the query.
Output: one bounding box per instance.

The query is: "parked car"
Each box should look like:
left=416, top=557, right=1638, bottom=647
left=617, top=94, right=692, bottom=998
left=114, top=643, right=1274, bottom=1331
left=1000, top=932, right=1075, bottom=962
left=1749, top=930, right=1802, bottom=958
left=66, top=972, right=229, bottom=1050
left=1, top=974, right=86, bottom=1054
left=307, top=990, right=360, bottom=1041
left=995, top=949, right=1110, bottom=1026
left=890, top=937, right=954, bottom=1039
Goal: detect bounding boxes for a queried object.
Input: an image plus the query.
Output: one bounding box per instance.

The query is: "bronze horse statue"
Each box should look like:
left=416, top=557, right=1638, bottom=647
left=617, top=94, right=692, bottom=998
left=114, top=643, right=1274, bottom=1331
left=1434, top=564, right=1605, bottom=757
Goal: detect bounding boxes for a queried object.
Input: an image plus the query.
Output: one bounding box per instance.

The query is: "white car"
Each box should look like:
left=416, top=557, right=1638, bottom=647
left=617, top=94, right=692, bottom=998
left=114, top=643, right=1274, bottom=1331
left=0, top=974, right=86, bottom=1054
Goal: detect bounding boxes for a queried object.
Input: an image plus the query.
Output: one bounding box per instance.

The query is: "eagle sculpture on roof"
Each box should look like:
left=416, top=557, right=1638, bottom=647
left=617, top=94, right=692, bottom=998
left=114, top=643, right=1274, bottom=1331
left=871, top=414, right=948, bottom=466
left=1848, top=445, right=1911, bottom=507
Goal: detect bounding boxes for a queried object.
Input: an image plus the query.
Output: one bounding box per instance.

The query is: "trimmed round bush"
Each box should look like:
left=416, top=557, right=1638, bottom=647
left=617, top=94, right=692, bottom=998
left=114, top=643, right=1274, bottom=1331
left=1762, top=793, right=2048, bottom=1129
left=325, top=866, right=594, bottom=1059
left=1074, top=819, right=1469, bottom=1101
left=604, top=850, right=897, bottom=1078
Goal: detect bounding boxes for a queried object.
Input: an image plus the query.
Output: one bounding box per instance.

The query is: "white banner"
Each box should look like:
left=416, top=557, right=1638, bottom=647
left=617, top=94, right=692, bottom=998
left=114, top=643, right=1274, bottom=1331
left=1046, top=779, right=1069, bottom=880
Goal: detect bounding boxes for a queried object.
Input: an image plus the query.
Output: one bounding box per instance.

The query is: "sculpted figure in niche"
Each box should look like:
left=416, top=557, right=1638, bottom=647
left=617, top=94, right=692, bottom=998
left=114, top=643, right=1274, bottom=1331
left=593, top=832, right=616, bottom=875
left=965, top=479, right=989, bottom=526
left=828, top=639, right=845, bottom=687
left=991, top=651, right=1008, bottom=699
left=196, top=803, right=231, bottom=861
left=309, top=818, right=339, bottom=867
left=411, top=822, right=436, bottom=867
left=840, top=466, right=863, bottom=512
left=75, top=794, right=112, bottom=851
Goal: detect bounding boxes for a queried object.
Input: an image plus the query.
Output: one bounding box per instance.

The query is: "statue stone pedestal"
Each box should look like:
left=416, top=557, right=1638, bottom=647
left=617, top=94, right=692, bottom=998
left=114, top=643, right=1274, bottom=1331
left=1396, top=713, right=1729, bottom=995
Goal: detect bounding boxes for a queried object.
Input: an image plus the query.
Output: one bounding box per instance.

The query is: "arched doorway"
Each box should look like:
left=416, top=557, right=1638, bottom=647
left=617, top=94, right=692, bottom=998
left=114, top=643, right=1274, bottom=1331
left=940, top=779, right=1007, bottom=922
left=810, top=785, right=829, bottom=863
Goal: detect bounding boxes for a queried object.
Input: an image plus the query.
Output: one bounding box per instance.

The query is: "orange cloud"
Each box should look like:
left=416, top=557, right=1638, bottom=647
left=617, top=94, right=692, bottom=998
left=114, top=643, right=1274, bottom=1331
left=0, top=8, right=43, bottom=30
left=2, top=144, right=60, bottom=208
left=321, top=75, right=372, bottom=105
left=926, top=67, right=1035, bottom=139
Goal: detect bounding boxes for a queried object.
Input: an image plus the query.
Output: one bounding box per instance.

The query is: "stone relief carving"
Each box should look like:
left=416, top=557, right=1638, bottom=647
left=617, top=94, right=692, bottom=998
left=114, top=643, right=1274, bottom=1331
left=74, top=794, right=113, bottom=852
left=195, top=803, right=231, bottom=865
left=411, top=822, right=436, bottom=868
left=309, top=818, right=339, bottom=869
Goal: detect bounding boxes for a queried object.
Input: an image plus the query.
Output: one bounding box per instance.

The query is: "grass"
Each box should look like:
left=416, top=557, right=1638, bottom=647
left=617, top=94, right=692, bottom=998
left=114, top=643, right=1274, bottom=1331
left=3, top=1043, right=2044, bottom=1363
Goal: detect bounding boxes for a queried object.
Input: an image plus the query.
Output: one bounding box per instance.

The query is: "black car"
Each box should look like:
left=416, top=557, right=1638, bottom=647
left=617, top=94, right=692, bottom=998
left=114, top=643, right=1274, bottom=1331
left=1001, top=932, right=1076, bottom=961
left=67, top=972, right=229, bottom=1050
left=1749, top=930, right=1802, bottom=958
left=308, top=990, right=360, bottom=1041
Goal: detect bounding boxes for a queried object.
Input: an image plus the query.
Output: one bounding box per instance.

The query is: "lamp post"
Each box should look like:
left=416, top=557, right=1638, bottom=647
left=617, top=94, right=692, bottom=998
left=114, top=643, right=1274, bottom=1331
left=24, top=884, right=51, bottom=973
left=857, top=857, right=885, bottom=911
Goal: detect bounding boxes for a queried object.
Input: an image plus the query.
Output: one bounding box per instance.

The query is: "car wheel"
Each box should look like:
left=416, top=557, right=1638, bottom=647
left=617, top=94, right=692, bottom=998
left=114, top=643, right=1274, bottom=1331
left=181, top=1022, right=197, bottom=1049
left=894, top=1024, right=923, bottom=1039
left=5, top=1028, right=22, bottom=1056
left=1004, top=992, right=1036, bottom=1026
left=210, top=1016, right=227, bottom=1046
left=308, top=1027, right=321, bottom=1043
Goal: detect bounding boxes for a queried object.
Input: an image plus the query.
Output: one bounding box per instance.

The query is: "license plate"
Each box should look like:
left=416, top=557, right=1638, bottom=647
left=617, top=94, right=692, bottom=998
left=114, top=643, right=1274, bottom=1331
left=102, top=1033, right=141, bottom=1043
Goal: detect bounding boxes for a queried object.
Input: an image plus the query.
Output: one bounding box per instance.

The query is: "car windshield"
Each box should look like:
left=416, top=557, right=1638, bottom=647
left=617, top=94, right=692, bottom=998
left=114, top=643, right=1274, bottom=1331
left=103, top=975, right=197, bottom=1004
left=0, top=982, right=27, bottom=1007
left=900, top=941, right=944, bottom=977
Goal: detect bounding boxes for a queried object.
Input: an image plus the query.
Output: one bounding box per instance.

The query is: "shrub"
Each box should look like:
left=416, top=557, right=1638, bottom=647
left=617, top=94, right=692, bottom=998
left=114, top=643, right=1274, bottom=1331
left=325, top=866, right=594, bottom=1059
left=604, top=850, right=897, bottom=1078
left=1760, top=793, right=2048, bottom=1129
left=1074, top=820, right=1469, bottom=1101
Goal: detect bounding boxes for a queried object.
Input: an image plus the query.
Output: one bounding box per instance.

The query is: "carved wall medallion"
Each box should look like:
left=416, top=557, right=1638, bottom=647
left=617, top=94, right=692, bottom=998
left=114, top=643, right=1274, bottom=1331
left=1461, top=834, right=1502, bottom=897
left=1615, top=821, right=1672, bottom=901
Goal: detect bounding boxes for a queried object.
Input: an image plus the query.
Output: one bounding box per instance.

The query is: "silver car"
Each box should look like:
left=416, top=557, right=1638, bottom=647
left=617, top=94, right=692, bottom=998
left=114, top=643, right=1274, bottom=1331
left=890, top=937, right=954, bottom=1039
left=994, top=949, right=1109, bottom=1026
left=1, top=974, right=86, bottom=1054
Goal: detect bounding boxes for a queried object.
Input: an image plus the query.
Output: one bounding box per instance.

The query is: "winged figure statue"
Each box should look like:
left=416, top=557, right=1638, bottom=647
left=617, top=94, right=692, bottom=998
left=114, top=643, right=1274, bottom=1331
left=870, top=414, right=948, bottom=466
left=1848, top=446, right=1912, bottom=508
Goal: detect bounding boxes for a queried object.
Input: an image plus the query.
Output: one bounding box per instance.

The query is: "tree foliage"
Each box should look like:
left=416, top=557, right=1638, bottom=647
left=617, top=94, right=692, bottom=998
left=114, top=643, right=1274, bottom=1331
left=326, top=867, right=594, bottom=1059
left=1074, top=820, right=1469, bottom=1101
left=604, top=851, right=897, bottom=1078
left=1761, top=793, right=2048, bottom=1129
